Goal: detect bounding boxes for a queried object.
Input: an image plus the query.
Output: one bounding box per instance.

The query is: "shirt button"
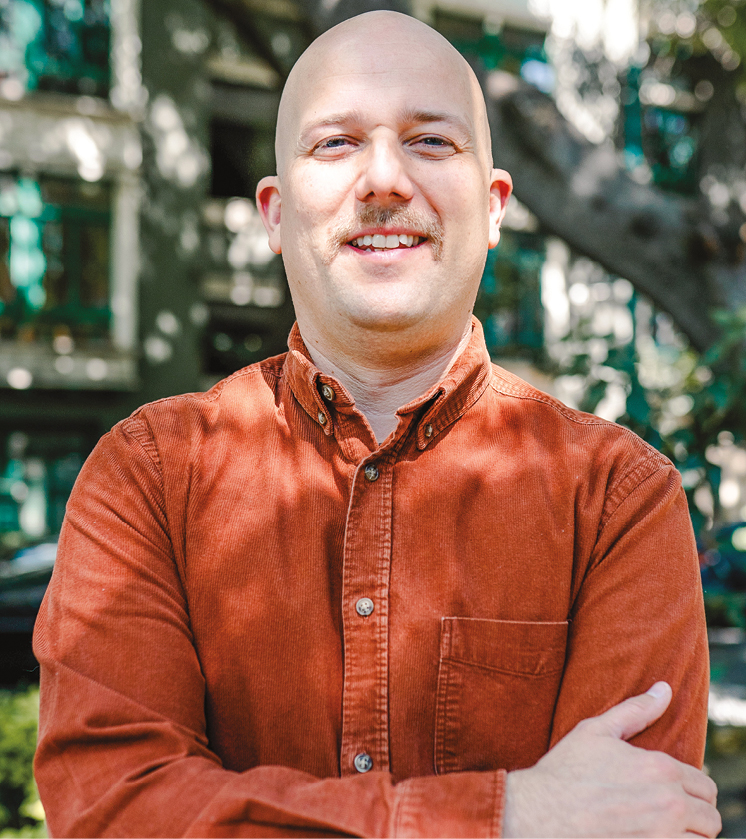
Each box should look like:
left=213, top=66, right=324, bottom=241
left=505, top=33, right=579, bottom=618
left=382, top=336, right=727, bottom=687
left=354, top=753, right=373, bottom=773
left=317, top=410, right=327, bottom=426
left=356, top=597, right=374, bottom=617
left=364, top=463, right=379, bottom=482
left=321, top=384, right=335, bottom=401
left=424, top=424, right=433, bottom=438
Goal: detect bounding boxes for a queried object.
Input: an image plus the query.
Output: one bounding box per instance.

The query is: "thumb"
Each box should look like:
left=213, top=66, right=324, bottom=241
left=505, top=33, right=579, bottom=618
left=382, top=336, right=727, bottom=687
left=585, top=681, right=672, bottom=741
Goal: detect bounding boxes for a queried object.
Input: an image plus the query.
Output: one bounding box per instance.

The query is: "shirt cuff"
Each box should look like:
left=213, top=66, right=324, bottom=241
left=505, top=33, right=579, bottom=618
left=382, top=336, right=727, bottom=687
left=393, top=769, right=506, bottom=838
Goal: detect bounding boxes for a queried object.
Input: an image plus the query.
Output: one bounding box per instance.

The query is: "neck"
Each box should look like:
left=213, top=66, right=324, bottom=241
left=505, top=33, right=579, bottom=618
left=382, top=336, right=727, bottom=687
left=302, top=320, right=473, bottom=444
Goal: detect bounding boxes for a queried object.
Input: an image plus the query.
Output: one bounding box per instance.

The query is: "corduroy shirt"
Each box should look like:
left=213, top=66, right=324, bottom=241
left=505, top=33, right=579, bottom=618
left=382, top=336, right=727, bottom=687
left=33, top=319, right=708, bottom=838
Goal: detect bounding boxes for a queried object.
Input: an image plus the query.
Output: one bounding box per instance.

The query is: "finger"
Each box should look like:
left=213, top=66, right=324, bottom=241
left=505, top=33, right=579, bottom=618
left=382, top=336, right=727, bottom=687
left=643, top=751, right=719, bottom=807
left=679, top=763, right=719, bottom=806
left=585, top=681, right=673, bottom=740
left=683, top=796, right=722, bottom=838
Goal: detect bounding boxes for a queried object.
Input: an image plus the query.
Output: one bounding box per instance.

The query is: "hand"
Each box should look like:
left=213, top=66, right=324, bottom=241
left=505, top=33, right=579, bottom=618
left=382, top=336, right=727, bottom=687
left=502, top=682, right=721, bottom=837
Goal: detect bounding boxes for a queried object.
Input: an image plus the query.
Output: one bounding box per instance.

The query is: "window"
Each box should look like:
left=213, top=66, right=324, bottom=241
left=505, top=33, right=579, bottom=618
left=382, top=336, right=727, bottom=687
left=0, top=0, right=141, bottom=391
left=0, top=174, right=111, bottom=346
left=0, top=0, right=110, bottom=100
left=0, top=426, right=96, bottom=551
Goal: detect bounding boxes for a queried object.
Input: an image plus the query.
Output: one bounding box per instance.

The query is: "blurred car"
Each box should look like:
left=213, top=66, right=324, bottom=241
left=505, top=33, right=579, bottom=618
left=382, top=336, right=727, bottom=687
left=0, top=541, right=56, bottom=685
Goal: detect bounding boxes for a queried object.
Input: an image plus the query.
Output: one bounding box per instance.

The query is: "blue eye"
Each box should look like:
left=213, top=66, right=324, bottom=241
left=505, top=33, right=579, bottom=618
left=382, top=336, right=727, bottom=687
left=312, top=136, right=356, bottom=157
left=311, top=135, right=357, bottom=158
left=409, top=135, right=456, bottom=157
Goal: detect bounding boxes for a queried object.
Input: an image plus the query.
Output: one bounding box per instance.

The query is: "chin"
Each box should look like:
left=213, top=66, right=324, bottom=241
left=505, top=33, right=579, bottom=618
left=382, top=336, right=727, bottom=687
left=338, top=283, right=439, bottom=328
left=346, top=304, right=427, bottom=333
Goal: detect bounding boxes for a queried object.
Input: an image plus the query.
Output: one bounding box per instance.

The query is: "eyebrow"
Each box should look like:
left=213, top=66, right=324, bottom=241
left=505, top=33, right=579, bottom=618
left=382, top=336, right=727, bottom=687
left=299, top=108, right=474, bottom=145
left=400, top=108, right=473, bottom=138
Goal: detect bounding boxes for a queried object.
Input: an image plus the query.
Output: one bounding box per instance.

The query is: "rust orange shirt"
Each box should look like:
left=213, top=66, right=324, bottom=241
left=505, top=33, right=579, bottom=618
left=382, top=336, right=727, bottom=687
left=33, top=319, right=708, bottom=838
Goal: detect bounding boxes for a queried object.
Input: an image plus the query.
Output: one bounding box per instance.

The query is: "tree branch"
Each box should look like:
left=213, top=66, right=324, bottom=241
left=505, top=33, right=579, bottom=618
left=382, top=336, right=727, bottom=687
left=486, top=72, right=746, bottom=352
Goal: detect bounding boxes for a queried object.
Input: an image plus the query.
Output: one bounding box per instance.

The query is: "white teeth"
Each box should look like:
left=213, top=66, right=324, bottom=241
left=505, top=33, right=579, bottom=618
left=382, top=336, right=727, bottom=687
left=352, top=234, right=421, bottom=249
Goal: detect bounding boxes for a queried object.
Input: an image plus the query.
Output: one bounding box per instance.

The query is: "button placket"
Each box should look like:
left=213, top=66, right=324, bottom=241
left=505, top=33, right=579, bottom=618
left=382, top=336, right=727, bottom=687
left=339, top=457, right=393, bottom=776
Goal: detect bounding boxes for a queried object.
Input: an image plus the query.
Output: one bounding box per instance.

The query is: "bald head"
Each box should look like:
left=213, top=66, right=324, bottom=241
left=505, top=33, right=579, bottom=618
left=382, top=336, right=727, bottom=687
left=255, top=9, right=512, bottom=356
left=275, top=11, right=492, bottom=176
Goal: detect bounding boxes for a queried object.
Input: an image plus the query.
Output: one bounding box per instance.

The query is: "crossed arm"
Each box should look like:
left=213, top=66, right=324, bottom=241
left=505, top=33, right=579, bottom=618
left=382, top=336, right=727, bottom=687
left=503, top=682, right=720, bottom=837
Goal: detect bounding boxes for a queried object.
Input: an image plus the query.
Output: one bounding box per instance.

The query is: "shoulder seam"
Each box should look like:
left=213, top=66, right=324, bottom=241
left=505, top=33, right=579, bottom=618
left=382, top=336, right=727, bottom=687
left=602, top=460, right=674, bottom=529
left=489, top=375, right=605, bottom=426
left=488, top=374, right=668, bottom=466
left=117, top=416, right=165, bottom=492
left=593, top=461, right=680, bottom=574
left=124, top=359, right=285, bottom=421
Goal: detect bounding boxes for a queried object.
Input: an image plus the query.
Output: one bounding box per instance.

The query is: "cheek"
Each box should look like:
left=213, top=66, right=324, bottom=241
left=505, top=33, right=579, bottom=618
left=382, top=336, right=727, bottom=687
left=442, top=202, right=490, bottom=256
left=292, top=169, right=353, bottom=221
left=418, top=167, right=490, bottom=222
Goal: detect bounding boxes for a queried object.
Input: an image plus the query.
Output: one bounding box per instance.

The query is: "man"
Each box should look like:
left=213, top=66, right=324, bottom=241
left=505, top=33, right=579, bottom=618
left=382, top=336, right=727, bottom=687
left=34, top=11, right=719, bottom=838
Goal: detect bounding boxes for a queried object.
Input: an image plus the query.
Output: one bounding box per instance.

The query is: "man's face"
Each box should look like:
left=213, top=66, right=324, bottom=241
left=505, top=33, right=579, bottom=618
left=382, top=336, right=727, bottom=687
left=258, top=15, right=512, bottom=346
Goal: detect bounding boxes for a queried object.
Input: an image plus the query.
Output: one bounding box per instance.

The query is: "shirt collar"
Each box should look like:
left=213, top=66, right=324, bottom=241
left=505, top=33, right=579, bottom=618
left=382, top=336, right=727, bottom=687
left=283, top=317, right=493, bottom=448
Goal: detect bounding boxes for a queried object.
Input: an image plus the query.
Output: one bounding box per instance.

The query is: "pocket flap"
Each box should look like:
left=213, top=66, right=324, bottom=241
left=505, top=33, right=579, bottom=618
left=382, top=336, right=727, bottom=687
left=440, top=617, right=568, bottom=676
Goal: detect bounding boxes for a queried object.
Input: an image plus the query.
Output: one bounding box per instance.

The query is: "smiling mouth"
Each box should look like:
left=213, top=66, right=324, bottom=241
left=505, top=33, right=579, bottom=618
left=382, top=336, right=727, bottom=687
left=328, top=205, right=444, bottom=263
left=348, top=233, right=425, bottom=252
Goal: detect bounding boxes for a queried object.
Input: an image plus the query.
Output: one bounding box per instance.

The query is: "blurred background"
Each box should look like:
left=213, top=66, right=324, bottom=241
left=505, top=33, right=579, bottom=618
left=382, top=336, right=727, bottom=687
left=0, top=0, right=745, bottom=833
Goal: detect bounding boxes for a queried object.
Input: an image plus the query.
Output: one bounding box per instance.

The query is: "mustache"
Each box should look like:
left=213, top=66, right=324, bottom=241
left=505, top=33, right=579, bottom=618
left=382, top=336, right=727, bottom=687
left=326, top=205, right=444, bottom=263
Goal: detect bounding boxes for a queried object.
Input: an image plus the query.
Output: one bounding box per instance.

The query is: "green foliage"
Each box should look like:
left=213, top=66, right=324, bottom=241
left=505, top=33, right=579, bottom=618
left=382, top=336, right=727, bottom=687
left=552, top=301, right=746, bottom=536
left=0, top=686, right=44, bottom=837
left=475, top=231, right=546, bottom=360
left=647, top=0, right=746, bottom=76
left=683, top=0, right=746, bottom=82
left=659, top=308, right=746, bottom=529
left=704, top=591, right=746, bottom=628
left=707, top=723, right=746, bottom=758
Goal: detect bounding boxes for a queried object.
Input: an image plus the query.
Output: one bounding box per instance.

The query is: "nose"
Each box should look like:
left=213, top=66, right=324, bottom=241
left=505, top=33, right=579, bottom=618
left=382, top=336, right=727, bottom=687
left=354, top=134, right=415, bottom=205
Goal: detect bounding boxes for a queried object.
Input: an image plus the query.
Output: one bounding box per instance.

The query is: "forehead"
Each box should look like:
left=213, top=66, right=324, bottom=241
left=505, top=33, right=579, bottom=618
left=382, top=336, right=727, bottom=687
left=292, top=35, right=477, bottom=134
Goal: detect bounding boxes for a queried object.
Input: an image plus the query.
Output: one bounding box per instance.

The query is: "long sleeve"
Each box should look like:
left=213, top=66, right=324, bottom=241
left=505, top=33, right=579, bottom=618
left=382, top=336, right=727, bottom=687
left=549, top=462, right=708, bottom=763
left=32, top=339, right=710, bottom=836
left=33, top=419, right=504, bottom=838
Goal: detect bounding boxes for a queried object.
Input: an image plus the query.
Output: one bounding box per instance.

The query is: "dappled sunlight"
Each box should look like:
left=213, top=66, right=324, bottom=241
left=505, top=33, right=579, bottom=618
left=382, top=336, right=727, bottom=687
left=148, top=94, right=208, bottom=188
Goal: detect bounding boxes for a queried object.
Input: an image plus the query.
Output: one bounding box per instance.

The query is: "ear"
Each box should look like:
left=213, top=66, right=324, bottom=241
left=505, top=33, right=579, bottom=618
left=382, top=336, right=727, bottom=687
left=256, top=176, right=282, bottom=255
left=487, top=168, right=513, bottom=249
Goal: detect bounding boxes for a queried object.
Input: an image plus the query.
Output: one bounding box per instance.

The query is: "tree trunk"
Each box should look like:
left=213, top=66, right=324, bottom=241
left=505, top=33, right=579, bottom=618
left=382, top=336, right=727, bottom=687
left=486, top=72, right=746, bottom=352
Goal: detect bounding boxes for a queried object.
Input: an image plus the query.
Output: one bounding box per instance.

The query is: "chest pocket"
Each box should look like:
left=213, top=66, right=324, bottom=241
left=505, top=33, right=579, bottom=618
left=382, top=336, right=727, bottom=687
left=434, top=617, right=568, bottom=774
